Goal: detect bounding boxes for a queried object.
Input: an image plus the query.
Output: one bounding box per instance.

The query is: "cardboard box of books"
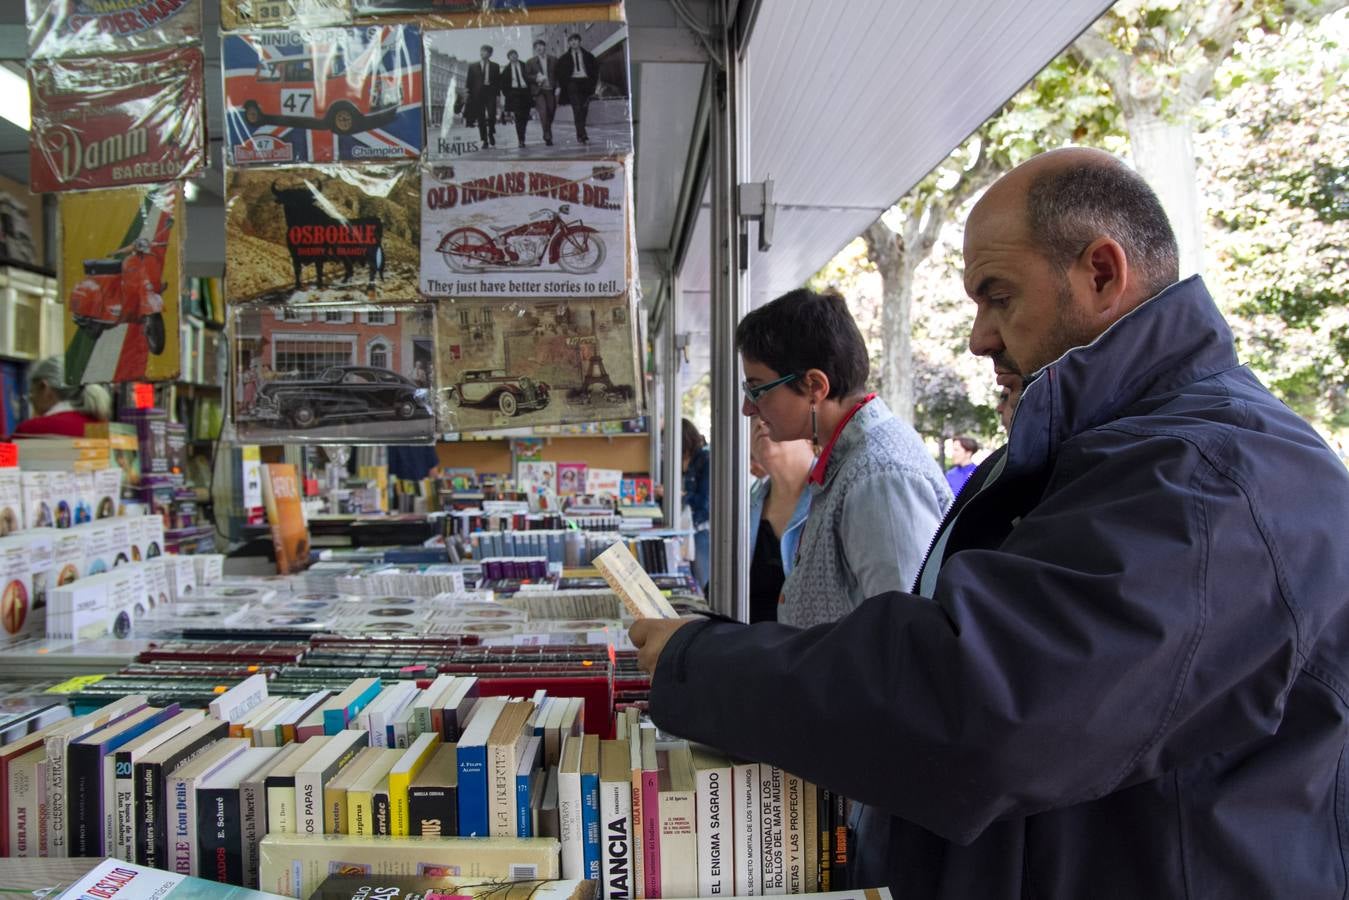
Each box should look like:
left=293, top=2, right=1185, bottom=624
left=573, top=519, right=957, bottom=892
left=47, top=566, right=139, bottom=642
left=168, top=554, right=198, bottom=600
left=259, top=834, right=560, bottom=897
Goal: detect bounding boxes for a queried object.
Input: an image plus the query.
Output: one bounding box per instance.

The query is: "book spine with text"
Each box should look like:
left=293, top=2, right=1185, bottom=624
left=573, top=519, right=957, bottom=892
left=733, top=761, right=761, bottom=897
left=558, top=767, right=584, bottom=879
left=581, top=768, right=601, bottom=881
left=408, top=784, right=457, bottom=837
left=195, top=786, right=243, bottom=884
left=456, top=743, right=489, bottom=838
left=601, top=775, right=634, bottom=898
left=784, top=772, right=803, bottom=893
left=695, top=763, right=731, bottom=897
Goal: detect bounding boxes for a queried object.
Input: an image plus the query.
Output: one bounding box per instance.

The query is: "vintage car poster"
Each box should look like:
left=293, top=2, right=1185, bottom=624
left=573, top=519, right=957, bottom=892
left=27, top=0, right=202, bottom=59
left=423, top=23, right=631, bottom=160
left=29, top=47, right=206, bottom=193
left=436, top=295, right=641, bottom=432
left=225, top=164, right=421, bottom=304
left=224, top=26, right=423, bottom=165
left=59, top=185, right=183, bottom=384
left=421, top=159, right=627, bottom=297
left=230, top=303, right=437, bottom=443
left=220, top=0, right=351, bottom=30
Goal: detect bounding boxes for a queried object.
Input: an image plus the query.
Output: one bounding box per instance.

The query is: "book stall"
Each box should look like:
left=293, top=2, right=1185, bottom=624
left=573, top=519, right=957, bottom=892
left=0, top=1, right=884, bottom=899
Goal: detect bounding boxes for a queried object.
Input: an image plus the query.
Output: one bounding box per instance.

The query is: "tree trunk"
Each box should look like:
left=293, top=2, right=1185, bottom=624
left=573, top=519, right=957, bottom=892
left=1125, top=113, right=1206, bottom=278
left=863, top=220, right=917, bottom=423
left=879, top=258, right=917, bottom=422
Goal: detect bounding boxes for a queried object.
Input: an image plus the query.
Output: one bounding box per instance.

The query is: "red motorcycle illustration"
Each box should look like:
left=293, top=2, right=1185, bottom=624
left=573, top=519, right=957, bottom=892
left=437, top=204, right=606, bottom=275
left=69, top=236, right=169, bottom=355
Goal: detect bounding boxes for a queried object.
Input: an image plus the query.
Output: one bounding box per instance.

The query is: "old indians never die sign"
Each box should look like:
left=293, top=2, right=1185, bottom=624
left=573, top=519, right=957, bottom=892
left=421, top=159, right=628, bottom=298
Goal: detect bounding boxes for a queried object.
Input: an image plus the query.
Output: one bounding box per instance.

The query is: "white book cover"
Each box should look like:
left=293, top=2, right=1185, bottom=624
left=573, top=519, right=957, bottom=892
left=693, top=753, right=733, bottom=897
left=761, top=765, right=786, bottom=895
left=208, top=674, right=269, bottom=725
left=657, top=758, right=697, bottom=898
left=59, top=856, right=293, bottom=899
left=557, top=737, right=585, bottom=879
left=784, top=772, right=804, bottom=894
left=732, top=760, right=762, bottom=897
left=601, top=767, right=634, bottom=899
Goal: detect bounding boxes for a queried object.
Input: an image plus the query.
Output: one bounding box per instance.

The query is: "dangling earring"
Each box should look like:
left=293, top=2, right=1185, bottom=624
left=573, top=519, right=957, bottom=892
left=810, top=402, right=820, bottom=456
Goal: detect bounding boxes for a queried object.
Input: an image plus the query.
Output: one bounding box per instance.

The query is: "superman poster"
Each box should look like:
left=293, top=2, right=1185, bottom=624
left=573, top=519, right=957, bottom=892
left=60, top=185, right=183, bottom=384
left=26, top=0, right=202, bottom=59
left=224, top=26, right=423, bottom=165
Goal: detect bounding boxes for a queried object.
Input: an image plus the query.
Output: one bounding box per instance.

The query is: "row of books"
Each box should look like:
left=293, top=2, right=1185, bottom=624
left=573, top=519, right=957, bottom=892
left=467, top=532, right=685, bottom=575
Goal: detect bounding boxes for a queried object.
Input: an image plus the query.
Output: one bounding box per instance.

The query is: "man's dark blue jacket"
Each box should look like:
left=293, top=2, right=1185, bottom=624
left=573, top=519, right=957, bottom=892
left=650, top=276, right=1349, bottom=897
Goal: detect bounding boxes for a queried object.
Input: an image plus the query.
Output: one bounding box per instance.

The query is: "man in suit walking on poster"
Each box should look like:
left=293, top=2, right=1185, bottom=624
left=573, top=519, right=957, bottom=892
left=503, top=49, right=534, bottom=148
left=525, top=39, right=557, bottom=147
left=466, top=44, right=501, bottom=148
left=555, top=32, right=598, bottom=145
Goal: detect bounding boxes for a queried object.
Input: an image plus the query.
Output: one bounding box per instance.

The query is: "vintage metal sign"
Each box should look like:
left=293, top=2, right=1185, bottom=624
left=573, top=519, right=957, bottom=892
left=224, top=26, right=424, bottom=165
left=421, top=159, right=628, bottom=298
left=29, top=47, right=206, bottom=193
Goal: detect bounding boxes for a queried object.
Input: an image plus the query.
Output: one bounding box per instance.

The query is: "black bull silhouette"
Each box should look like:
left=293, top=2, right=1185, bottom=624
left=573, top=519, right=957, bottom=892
left=271, top=180, right=386, bottom=292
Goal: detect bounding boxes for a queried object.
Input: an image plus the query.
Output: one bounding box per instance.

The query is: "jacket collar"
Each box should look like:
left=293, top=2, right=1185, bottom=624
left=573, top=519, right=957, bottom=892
left=1004, top=275, right=1239, bottom=474
left=810, top=396, right=895, bottom=491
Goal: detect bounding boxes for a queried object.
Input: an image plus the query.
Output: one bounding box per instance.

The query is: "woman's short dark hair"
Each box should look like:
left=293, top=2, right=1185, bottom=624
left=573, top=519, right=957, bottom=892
left=955, top=435, right=979, bottom=454
left=681, top=418, right=705, bottom=460
left=735, top=287, right=869, bottom=400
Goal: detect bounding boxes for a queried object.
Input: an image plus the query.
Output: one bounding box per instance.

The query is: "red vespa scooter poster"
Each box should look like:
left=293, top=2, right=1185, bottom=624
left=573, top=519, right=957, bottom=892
left=59, top=185, right=184, bottom=384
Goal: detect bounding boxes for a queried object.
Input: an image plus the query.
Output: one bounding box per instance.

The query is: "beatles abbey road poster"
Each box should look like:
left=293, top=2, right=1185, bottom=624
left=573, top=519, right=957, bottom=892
left=225, top=164, right=421, bottom=305
left=224, top=26, right=423, bottom=165
left=421, top=159, right=627, bottom=298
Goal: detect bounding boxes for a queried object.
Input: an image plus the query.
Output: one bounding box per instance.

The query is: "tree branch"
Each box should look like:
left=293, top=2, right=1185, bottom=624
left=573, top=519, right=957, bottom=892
left=1069, top=28, right=1133, bottom=101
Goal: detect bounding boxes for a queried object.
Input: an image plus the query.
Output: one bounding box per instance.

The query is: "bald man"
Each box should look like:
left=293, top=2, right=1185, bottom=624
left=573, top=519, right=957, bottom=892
left=631, top=148, right=1349, bottom=896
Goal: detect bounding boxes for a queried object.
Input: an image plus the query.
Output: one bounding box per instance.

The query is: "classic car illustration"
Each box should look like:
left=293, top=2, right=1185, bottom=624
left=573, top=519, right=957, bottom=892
left=445, top=369, right=550, bottom=417
left=237, top=49, right=404, bottom=136
left=252, top=365, right=432, bottom=429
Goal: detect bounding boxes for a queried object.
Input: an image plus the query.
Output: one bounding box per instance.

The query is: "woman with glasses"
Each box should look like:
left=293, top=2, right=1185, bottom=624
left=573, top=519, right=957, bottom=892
left=735, top=287, right=951, bottom=628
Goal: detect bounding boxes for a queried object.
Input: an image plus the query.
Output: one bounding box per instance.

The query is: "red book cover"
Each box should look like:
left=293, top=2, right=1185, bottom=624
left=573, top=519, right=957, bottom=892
left=476, top=675, right=615, bottom=739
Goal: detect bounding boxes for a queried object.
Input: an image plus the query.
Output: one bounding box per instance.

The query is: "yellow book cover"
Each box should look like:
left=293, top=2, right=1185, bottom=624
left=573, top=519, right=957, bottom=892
left=347, top=749, right=401, bottom=837
left=59, top=184, right=183, bottom=384
left=390, top=732, right=442, bottom=837
left=261, top=463, right=310, bottom=575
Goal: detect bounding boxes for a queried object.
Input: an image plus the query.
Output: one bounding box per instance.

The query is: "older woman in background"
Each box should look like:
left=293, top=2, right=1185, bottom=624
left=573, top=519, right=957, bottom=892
left=16, top=356, right=113, bottom=438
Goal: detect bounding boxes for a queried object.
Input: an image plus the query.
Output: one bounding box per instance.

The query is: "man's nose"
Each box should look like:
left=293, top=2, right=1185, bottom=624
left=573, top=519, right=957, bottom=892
left=969, top=308, right=1003, bottom=358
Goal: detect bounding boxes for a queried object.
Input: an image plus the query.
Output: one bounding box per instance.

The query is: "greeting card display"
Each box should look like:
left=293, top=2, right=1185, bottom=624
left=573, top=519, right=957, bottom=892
left=231, top=303, right=437, bottom=443
left=220, top=0, right=352, bottom=30
left=29, top=47, right=207, bottom=193
left=421, top=159, right=627, bottom=298
left=437, top=295, right=640, bottom=432
left=225, top=164, right=421, bottom=304
left=59, top=185, right=184, bottom=384
left=225, top=26, right=423, bottom=166
left=423, top=23, right=631, bottom=160
left=27, top=0, right=203, bottom=59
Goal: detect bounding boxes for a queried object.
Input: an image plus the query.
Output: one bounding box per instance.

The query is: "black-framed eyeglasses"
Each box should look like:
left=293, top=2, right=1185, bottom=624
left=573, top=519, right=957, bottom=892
left=742, top=372, right=799, bottom=403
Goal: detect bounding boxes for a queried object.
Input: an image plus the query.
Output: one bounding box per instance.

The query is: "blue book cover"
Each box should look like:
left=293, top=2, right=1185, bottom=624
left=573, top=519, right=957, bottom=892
left=581, top=769, right=601, bottom=879
left=324, top=678, right=382, bottom=736
left=514, top=736, right=541, bottom=839
left=456, top=742, right=489, bottom=837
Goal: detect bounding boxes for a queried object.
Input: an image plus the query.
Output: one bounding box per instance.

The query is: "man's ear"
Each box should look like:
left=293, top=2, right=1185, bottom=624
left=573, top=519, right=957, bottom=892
left=802, top=368, right=831, bottom=404
left=1074, top=236, right=1131, bottom=318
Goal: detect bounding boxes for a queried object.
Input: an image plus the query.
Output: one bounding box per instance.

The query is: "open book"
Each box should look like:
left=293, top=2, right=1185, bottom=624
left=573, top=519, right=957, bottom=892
left=593, top=541, right=681, bottom=619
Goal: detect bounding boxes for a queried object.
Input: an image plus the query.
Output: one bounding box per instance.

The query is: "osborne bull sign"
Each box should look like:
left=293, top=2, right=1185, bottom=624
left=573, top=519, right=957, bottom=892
left=225, top=164, right=420, bottom=304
